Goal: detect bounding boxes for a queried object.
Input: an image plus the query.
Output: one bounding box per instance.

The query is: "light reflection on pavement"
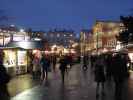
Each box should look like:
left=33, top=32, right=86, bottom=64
left=11, top=64, right=133, bottom=100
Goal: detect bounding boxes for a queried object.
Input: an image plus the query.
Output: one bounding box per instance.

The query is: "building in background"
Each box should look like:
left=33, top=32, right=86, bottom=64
left=92, top=20, right=124, bottom=54
left=47, top=29, right=76, bottom=47
left=80, top=29, right=93, bottom=56
left=47, top=29, right=77, bottom=55
left=0, top=25, right=47, bottom=76
left=31, top=30, right=47, bottom=41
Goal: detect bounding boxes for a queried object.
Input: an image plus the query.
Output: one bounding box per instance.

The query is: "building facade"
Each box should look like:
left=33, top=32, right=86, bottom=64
left=80, top=29, right=93, bottom=56
left=31, top=31, right=47, bottom=41
left=47, top=29, right=76, bottom=48
left=92, top=20, right=124, bottom=54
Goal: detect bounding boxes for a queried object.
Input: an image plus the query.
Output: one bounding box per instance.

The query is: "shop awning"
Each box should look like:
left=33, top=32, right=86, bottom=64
left=5, top=41, right=45, bottom=50
left=0, top=46, right=22, bottom=50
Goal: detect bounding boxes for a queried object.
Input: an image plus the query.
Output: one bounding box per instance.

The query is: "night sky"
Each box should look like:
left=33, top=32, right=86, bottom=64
left=0, top=0, right=133, bottom=35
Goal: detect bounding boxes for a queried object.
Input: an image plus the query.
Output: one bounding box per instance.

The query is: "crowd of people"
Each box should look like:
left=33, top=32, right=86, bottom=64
left=30, top=53, right=74, bottom=84
left=83, top=51, right=130, bottom=100
left=0, top=49, right=131, bottom=100
left=0, top=50, right=76, bottom=100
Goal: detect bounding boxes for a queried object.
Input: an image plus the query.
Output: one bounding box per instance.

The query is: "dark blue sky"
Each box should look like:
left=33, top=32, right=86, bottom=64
left=0, top=0, right=133, bottom=34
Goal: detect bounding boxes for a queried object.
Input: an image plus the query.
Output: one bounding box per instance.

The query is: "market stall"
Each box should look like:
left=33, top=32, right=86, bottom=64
left=1, top=41, right=44, bottom=76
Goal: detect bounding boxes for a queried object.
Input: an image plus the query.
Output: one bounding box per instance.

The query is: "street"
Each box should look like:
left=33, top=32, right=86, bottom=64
left=8, top=64, right=133, bottom=100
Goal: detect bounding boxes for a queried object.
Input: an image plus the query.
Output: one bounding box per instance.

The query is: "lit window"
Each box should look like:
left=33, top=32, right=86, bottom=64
left=64, top=34, right=66, bottom=36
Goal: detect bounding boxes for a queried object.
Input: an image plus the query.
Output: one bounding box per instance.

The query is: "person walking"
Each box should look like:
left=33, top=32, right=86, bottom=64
left=112, top=53, right=129, bottom=100
left=105, top=54, right=113, bottom=81
left=40, top=54, right=50, bottom=82
left=32, top=55, right=40, bottom=78
left=67, top=53, right=73, bottom=69
left=59, top=55, right=68, bottom=84
left=82, top=54, right=88, bottom=71
left=94, top=55, right=106, bottom=98
left=51, top=54, right=57, bottom=72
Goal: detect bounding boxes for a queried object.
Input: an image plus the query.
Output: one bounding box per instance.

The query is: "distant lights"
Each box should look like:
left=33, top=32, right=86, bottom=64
left=10, top=24, right=15, bottom=27
left=70, top=34, right=73, bottom=36
left=20, top=29, right=25, bottom=32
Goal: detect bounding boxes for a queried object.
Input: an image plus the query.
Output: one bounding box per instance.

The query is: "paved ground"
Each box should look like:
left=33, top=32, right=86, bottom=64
left=7, top=74, right=40, bottom=97
left=4, top=63, right=133, bottom=100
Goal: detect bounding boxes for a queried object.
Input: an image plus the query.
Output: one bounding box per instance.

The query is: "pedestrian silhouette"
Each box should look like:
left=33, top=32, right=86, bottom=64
left=105, top=54, right=113, bottom=81
left=112, top=53, right=128, bottom=100
left=82, top=55, right=88, bottom=71
left=0, top=50, right=11, bottom=100
left=51, top=54, right=57, bottom=72
left=40, top=54, right=50, bottom=82
left=66, top=53, right=73, bottom=69
left=32, top=55, right=40, bottom=79
left=59, top=55, right=68, bottom=84
left=94, top=55, right=105, bottom=98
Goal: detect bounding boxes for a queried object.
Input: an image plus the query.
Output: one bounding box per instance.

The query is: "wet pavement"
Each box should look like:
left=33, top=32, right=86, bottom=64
left=8, top=74, right=40, bottom=97
left=7, top=64, right=133, bottom=100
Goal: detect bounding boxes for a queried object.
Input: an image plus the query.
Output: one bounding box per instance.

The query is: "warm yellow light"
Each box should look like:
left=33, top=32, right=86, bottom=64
left=72, top=43, right=78, bottom=47
left=51, top=44, right=57, bottom=50
left=33, top=50, right=38, bottom=54
left=63, top=48, right=69, bottom=54
left=116, top=41, right=121, bottom=50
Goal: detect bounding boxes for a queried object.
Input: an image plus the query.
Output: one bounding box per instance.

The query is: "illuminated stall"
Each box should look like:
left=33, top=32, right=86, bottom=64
left=2, top=41, right=44, bottom=76
left=2, top=48, right=27, bottom=75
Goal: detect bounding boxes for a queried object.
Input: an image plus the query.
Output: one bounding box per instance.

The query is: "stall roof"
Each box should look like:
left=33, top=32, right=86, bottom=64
left=5, top=41, right=44, bottom=50
left=0, top=46, right=23, bottom=50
